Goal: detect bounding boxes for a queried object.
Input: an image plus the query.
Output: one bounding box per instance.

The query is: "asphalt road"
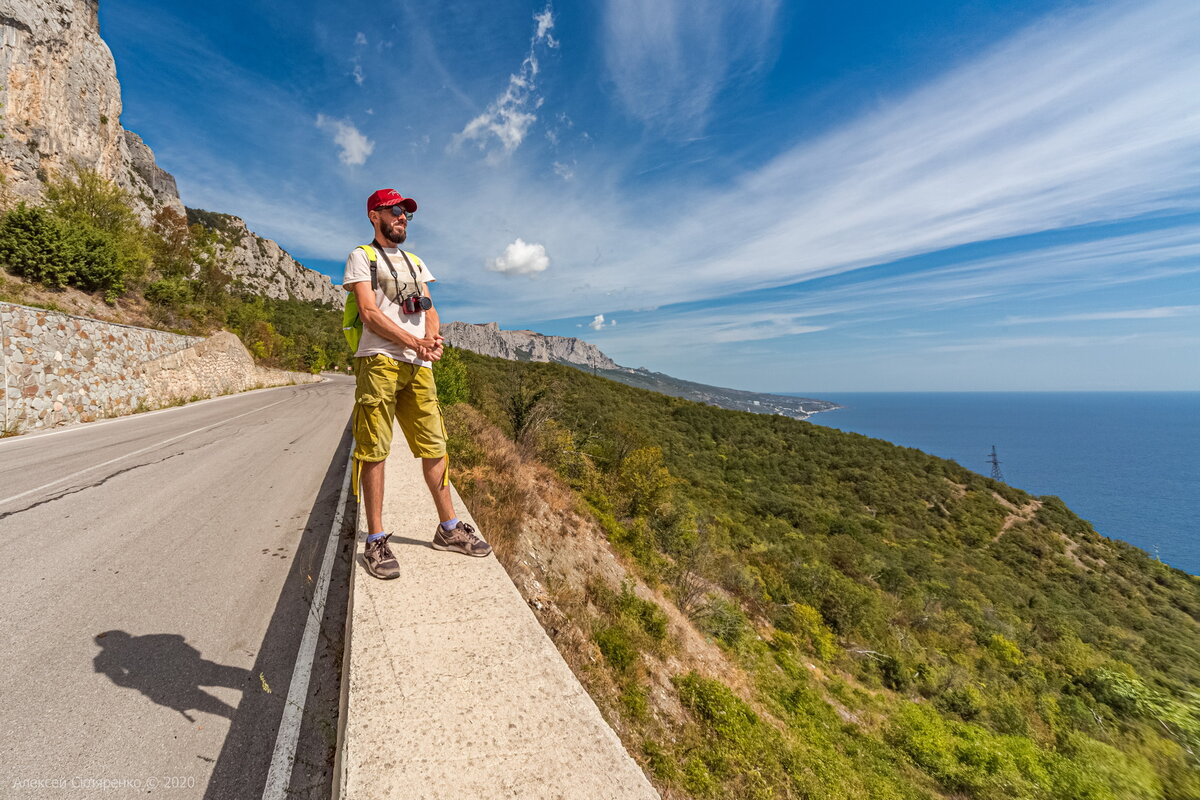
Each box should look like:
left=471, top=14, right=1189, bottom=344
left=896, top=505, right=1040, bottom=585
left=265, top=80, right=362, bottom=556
left=0, top=377, right=358, bottom=800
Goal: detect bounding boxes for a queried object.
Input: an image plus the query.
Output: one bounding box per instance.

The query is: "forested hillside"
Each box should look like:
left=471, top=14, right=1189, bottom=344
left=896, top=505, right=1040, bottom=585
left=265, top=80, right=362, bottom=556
left=440, top=348, right=1200, bottom=800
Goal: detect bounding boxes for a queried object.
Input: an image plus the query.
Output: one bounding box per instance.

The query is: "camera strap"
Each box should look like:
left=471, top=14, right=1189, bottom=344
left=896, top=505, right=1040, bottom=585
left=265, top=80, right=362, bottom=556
left=371, top=241, right=408, bottom=304
left=372, top=241, right=425, bottom=297
left=397, top=248, right=423, bottom=289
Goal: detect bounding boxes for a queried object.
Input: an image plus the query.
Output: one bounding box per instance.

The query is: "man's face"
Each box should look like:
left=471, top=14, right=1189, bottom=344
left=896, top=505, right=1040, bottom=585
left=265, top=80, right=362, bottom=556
left=373, top=206, right=408, bottom=244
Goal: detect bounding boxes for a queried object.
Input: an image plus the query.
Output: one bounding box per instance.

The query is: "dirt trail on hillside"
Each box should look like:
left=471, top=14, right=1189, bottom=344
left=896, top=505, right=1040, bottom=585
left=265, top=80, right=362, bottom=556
left=991, top=493, right=1043, bottom=542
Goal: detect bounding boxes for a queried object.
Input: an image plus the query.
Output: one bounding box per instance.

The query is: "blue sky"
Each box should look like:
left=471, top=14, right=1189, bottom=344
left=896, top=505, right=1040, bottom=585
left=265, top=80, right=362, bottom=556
left=99, top=0, right=1200, bottom=391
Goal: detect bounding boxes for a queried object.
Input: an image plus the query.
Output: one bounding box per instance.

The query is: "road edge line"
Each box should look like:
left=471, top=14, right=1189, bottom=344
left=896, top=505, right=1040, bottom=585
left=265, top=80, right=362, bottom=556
left=331, top=471, right=361, bottom=800
left=261, top=450, right=354, bottom=800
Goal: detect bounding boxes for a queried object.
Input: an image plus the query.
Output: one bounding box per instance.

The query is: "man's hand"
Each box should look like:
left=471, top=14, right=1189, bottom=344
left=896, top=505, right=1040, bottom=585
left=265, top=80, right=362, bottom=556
left=416, top=335, right=444, bottom=362
left=415, top=334, right=442, bottom=351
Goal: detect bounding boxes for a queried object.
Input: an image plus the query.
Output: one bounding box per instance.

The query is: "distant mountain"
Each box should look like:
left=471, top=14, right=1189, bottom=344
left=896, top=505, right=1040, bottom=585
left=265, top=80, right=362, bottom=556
left=441, top=321, right=838, bottom=419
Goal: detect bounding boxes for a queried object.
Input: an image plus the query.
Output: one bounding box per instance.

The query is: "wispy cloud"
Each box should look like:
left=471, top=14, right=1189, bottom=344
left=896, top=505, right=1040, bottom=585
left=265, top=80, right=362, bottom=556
left=488, top=238, right=550, bottom=276
left=453, top=5, right=558, bottom=157
left=499, top=0, right=1200, bottom=325
left=602, top=0, right=780, bottom=134
left=929, top=334, right=1146, bottom=353
left=547, top=225, right=1200, bottom=366
left=314, top=114, right=373, bottom=166
left=350, top=32, right=367, bottom=85
left=1001, top=306, right=1200, bottom=325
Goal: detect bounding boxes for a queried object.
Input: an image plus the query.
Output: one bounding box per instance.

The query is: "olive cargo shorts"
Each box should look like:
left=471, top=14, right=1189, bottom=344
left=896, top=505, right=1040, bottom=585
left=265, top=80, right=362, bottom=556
left=352, top=354, right=447, bottom=464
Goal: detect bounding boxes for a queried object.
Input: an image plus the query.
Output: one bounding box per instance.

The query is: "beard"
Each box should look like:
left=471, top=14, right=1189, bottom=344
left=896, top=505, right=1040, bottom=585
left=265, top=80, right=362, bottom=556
left=382, top=221, right=407, bottom=244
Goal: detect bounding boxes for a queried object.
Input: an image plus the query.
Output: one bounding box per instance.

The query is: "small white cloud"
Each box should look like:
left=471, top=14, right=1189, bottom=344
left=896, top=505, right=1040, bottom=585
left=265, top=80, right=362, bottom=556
left=488, top=238, right=550, bottom=276
left=588, top=314, right=606, bottom=331
left=352, top=63, right=364, bottom=86
left=315, top=114, right=374, bottom=166
left=354, top=32, right=367, bottom=46
left=553, top=161, right=574, bottom=180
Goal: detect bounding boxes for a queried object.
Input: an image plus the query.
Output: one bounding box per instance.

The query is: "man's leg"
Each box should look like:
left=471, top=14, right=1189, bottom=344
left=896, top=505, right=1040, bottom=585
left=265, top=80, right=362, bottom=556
left=361, top=459, right=386, bottom=535
left=352, top=355, right=401, bottom=580
left=394, top=366, right=491, bottom=558
left=421, top=456, right=455, bottom=522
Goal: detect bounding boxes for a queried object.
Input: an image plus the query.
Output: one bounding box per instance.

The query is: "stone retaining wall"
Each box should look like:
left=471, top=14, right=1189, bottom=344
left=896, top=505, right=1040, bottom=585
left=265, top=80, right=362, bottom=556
left=1, top=302, right=320, bottom=434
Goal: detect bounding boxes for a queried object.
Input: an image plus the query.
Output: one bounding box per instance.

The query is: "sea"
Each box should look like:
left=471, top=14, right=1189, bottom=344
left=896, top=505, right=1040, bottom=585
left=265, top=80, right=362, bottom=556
left=795, top=392, right=1199, bottom=576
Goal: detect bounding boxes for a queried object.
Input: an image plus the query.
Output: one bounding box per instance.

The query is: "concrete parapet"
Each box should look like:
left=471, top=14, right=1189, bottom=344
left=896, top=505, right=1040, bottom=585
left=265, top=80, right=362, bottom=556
left=337, top=449, right=660, bottom=799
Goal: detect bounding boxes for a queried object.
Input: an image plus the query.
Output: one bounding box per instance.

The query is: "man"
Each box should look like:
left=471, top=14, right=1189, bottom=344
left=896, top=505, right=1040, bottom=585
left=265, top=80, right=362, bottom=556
left=344, top=188, right=491, bottom=580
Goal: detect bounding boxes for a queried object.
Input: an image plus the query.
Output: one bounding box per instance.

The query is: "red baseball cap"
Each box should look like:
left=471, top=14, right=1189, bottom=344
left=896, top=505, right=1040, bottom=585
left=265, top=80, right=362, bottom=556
left=366, top=188, right=417, bottom=213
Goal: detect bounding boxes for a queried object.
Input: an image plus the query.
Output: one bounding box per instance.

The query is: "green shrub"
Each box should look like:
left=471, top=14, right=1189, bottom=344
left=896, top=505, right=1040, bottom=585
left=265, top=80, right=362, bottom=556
left=59, top=220, right=124, bottom=299
left=777, top=602, right=838, bottom=660
left=936, top=685, right=985, bottom=720
left=616, top=583, right=669, bottom=641
left=695, top=595, right=751, bottom=649
left=0, top=204, right=75, bottom=287
left=595, top=625, right=637, bottom=672
left=145, top=276, right=194, bottom=307
left=432, top=344, right=468, bottom=406
left=674, top=672, right=759, bottom=740
left=620, top=682, right=649, bottom=720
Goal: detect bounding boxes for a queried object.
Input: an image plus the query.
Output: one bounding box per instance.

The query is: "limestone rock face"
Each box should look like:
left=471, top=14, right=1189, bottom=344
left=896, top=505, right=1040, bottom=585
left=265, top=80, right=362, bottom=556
left=123, top=130, right=182, bottom=211
left=442, top=321, right=622, bottom=370
left=187, top=209, right=343, bottom=307
left=0, top=0, right=184, bottom=221
left=0, top=0, right=340, bottom=307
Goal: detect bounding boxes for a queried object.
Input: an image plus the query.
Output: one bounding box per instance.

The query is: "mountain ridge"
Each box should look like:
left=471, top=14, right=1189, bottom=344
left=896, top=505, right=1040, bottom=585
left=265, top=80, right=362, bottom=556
left=441, top=320, right=838, bottom=419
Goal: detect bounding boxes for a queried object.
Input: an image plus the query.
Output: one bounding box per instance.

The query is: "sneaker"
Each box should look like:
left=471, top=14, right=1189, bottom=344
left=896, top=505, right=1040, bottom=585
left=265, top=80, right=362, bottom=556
left=364, top=533, right=400, bottom=579
left=432, top=521, right=492, bottom=558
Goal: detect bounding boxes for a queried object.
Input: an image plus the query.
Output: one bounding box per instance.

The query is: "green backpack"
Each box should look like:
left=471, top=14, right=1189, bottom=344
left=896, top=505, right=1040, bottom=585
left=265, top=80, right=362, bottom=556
left=341, top=245, right=428, bottom=352
left=341, top=245, right=378, bottom=352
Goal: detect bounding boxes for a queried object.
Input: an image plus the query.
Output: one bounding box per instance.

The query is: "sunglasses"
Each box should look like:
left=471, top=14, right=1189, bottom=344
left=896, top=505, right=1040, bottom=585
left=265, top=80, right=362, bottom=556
left=377, top=205, right=414, bottom=221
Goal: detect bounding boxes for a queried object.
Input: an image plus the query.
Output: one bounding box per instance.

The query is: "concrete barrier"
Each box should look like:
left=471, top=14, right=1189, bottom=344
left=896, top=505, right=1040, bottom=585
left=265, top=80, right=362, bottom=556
left=336, top=447, right=660, bottom=800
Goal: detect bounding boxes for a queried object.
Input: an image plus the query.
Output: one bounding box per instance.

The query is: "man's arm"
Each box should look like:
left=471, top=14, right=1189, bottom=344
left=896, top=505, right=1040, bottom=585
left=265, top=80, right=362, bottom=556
left=419, top=282, right=444, bottom=362
left=350, top=281, right=439, bottom=352
left=423, top=282, right=440, bottom=340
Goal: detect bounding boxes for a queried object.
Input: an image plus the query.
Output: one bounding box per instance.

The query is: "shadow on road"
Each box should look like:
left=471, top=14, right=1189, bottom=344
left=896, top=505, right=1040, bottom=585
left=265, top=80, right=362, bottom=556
left=92, top=631, right=251, bottom=722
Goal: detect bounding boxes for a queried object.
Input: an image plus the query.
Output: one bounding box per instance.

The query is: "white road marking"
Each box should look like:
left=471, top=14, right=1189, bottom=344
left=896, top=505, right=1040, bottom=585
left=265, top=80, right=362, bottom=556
left=262, top=451, right=353, bottom=800
left=0, top=396, right=292, bottom=508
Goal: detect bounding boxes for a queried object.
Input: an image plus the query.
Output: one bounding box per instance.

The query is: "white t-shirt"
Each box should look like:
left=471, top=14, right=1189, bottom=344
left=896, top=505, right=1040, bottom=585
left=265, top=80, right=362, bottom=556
left=343, top=245, right=437, bottom=367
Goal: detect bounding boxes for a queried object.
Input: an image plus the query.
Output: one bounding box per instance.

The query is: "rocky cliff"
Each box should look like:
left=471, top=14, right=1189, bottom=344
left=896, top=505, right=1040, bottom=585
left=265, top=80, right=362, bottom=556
left=186, top=208, right=341, bottom=306
left=0, top=0, right=183, bottom=220
left=0, top=0, right=340, bottom=306
left=442, top=321, right=622, bottom=370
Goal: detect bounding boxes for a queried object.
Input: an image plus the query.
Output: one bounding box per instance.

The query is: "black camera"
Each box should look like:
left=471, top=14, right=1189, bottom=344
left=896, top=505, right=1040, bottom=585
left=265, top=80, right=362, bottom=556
left=402, top=293, right=432, bottom=314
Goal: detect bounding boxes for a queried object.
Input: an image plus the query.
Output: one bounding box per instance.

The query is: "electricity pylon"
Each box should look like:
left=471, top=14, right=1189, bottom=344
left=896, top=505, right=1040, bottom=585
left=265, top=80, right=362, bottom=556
left=987, top=445, right=1005, bottom=482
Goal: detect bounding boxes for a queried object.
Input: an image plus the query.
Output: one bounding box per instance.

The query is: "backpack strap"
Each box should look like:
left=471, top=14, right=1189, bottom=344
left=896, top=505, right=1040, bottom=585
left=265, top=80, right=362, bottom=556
left=357, top=244, right=379, bottom=291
